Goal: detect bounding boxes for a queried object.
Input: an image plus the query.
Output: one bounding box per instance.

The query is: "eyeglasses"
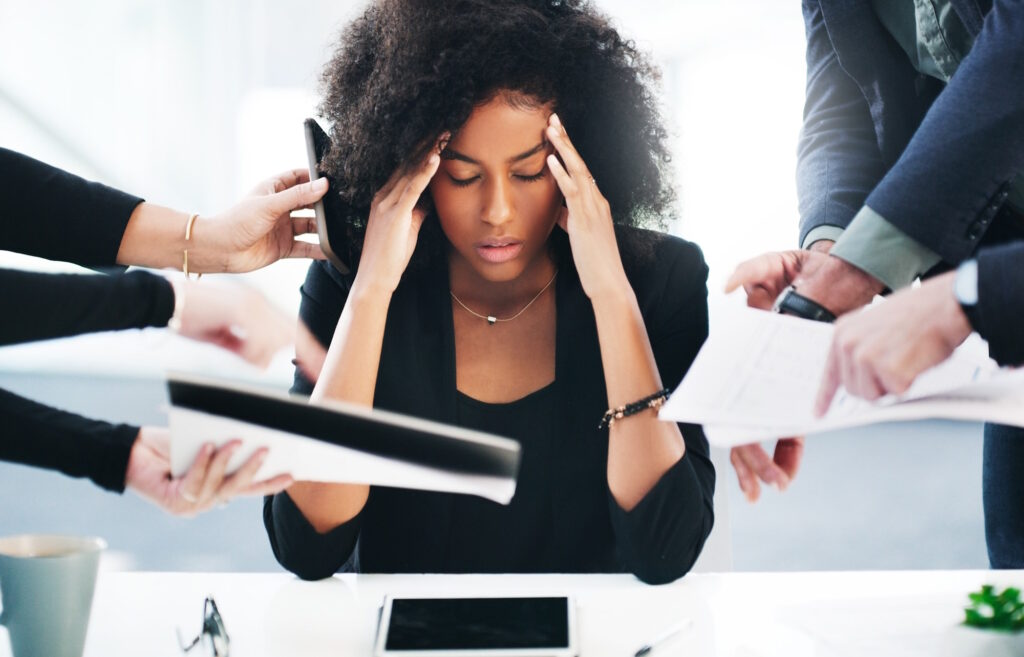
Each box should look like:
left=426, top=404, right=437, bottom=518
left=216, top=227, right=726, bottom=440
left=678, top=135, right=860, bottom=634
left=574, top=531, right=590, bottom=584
left=177, top=596, right=230, bottom=657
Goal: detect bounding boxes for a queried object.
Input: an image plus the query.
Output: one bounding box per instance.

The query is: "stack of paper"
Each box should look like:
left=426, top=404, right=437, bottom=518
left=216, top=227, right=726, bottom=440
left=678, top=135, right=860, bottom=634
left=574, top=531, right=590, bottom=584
left=659, top=302, right=1024, bottom=447
left=168, top=373, right=521, bottom=504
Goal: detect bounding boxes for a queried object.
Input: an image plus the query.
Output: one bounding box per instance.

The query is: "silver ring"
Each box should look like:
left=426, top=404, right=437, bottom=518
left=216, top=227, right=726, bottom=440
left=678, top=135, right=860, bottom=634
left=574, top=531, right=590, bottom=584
left=588, top=176, right=596, bottom=185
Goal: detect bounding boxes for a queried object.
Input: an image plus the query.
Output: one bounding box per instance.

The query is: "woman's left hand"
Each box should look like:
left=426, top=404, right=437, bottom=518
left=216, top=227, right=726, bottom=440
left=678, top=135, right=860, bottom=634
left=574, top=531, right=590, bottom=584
left=203, top=169, right=330, bottom=273
left=545, top=114, right=630, bottom=301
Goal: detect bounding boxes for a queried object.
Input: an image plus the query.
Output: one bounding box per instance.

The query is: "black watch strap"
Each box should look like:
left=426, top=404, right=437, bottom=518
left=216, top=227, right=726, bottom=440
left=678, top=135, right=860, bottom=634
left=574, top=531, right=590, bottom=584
left=772, top=285, right=837, bottom=323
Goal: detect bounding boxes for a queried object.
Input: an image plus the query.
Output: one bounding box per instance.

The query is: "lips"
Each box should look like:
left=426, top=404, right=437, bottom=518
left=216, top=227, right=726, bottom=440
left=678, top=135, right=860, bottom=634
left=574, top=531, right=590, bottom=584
left=474, top=239, right=524, bottom=264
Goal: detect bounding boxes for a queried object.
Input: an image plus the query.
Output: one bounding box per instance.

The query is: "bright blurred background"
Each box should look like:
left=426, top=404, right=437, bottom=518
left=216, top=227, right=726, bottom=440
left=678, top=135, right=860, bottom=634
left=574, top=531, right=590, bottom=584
left=0, top=0, right=987, bottom=572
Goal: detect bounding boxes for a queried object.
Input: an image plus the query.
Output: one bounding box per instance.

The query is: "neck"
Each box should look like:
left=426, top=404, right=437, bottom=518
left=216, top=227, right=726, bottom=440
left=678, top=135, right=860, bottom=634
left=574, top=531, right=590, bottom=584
left=448, top=247, right=557, bottom=316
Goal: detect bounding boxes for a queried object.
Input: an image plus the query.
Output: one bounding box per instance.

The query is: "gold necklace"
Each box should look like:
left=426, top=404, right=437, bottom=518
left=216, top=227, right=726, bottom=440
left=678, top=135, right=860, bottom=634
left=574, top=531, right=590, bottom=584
left=450, top=270, right=558, bottom=326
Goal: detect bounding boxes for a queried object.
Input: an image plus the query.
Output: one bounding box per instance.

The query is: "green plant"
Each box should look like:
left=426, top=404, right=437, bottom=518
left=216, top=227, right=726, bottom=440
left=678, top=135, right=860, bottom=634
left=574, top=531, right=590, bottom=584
left=963, top=585, right=1024, bottom=632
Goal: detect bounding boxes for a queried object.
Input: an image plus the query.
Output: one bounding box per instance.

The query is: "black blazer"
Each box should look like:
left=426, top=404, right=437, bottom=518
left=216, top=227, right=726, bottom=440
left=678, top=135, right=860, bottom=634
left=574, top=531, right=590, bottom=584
left=265, top=227, right=716, bottom=584
left=798, top=0, right=1024, bottom=364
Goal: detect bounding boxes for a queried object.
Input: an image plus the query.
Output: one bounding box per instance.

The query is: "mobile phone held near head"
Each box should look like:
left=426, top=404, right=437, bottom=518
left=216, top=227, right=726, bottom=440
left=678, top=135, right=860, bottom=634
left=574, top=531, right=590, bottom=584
left=304, top=118, right=351, bottom=275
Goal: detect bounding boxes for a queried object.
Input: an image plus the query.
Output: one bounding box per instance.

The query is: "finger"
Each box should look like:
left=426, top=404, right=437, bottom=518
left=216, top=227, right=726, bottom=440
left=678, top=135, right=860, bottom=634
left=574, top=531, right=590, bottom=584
left=243, top=474, right=294, bottom=497
left=546, top=153, right=578, bottom=200
left=286, top=239, right=327, bottom=261
left=218, top=447, right=269, bottom=498
left=546, top=114, right=589, bottom=179
left=197, top=440, right=241, bottom=505
left=814, top=346, right=843, bottom=416
left=730, top=447, right=761, bottom=503
left=268, top=177, right=329, bottom=216
left=394, top=152, right=441, bottom=217
left=725, top=254, right=783, bottom=294
left=738, top=443, right=792, bottom=491
left=744, top=284, right=777, bottom=311
left=178, top=443, right=215, bottom=504
left=291, top=214, right=318, bottom=236
left=773, top=437, right=805, bottom=479
left=273, top=168, right=311, bottom=191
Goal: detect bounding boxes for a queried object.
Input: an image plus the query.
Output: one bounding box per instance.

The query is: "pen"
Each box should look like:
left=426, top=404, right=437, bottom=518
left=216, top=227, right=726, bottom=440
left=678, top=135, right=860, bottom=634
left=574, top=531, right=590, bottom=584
left=633, top=618, right=692, bottom=657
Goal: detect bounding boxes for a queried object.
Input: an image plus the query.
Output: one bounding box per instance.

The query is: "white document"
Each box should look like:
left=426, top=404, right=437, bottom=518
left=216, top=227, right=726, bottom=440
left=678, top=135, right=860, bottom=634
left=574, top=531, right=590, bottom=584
left=660, top=301, right=1024, bottom=447
left=169, top=408, right=517, bottom=504
left=167, top=373, right=520, bottom=505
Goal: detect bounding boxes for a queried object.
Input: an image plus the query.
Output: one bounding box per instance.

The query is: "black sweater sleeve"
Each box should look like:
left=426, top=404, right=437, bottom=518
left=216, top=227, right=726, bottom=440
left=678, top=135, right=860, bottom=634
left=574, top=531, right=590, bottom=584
left=0, top=269, right=175, bottom=346
left=0, top=148, right=144, bottom=266
left=264, top=261, right=361, bottom=578
left=607, top=235, right=715, bottom=584
left=0, top=387, right=140, bottom=492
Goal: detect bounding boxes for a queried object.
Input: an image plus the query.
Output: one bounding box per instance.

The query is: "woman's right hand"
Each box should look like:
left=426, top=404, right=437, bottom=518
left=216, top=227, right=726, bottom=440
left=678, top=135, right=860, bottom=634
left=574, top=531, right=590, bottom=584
left=353, top=139, right=445, bottom=296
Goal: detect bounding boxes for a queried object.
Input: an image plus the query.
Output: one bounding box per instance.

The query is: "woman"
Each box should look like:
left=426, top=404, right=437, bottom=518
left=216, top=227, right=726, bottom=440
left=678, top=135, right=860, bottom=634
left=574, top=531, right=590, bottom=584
left=1, top=147, right=328, bottom=515
left=264, top=0, right=714, bottom=584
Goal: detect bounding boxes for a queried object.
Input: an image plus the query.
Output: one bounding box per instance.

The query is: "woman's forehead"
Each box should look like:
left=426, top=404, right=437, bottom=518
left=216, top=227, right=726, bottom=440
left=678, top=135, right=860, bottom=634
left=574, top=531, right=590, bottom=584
left=447, top=96, right=552, bottom=163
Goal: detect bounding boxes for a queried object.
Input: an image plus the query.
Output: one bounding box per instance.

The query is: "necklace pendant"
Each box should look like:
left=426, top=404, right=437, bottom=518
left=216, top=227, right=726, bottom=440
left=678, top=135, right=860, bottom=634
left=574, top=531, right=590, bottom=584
left=487, top=316, right=497, bottom=325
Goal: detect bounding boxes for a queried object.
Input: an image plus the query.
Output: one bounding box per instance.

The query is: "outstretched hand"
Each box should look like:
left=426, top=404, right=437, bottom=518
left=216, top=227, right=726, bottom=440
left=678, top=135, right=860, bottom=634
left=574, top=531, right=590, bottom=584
left=205, top=169, right=330, bottom=273
left=124, top=427, right=292, bottom=517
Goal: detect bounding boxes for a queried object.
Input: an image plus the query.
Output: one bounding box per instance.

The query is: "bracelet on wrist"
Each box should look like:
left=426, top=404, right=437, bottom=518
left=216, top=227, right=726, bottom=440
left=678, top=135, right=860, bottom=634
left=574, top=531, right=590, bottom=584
left=182, top=213, right=202, bottom=280
left=599, top=388, right=671, bottom=429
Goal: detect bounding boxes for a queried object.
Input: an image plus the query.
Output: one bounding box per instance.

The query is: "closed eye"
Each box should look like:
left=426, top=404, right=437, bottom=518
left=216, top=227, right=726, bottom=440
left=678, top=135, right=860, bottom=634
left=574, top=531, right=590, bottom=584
left=514, top=168, right=547, bottom=183
left=447, top=173, right=480, bottom=187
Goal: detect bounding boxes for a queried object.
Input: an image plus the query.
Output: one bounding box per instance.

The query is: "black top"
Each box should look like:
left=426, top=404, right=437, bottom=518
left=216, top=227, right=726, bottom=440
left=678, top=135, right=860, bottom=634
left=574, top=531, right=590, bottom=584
left=0, top=148, right=174, bottom=492
left=264, top=227, right=716, bottom=585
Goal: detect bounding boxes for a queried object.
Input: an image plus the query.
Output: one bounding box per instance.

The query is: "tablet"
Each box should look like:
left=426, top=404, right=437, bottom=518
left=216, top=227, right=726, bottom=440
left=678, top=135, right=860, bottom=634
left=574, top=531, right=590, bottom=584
left=374, top=595, right=578, bottom=657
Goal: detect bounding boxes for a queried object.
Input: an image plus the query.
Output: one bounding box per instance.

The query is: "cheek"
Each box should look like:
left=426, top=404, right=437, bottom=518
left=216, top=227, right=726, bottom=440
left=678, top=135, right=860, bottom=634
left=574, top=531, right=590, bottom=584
left=517, top=180, right=563, bottom=233
left=430, top=181, right=475, bottom=241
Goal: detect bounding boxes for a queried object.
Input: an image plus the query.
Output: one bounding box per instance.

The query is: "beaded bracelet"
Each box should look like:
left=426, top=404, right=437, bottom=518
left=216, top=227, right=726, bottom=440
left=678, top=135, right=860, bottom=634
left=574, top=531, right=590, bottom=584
left=598, top=388, right=671, bottom=429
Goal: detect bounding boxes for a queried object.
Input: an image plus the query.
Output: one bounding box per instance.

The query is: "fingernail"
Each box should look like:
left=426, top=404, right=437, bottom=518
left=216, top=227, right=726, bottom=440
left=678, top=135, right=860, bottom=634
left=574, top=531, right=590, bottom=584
left=550, top=113, right=561, bottom=126
left=312, top=177, right=328, bottom=192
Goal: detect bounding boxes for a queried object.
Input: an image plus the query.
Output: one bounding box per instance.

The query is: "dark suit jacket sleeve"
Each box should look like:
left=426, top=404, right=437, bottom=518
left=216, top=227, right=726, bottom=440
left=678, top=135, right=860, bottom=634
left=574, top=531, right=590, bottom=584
left=264, top=260, right=362, bottom=580
left=863, top=1, right=1024, bottom=263
left=607, top=237, right=716, bottom=584
left=973, top=242, right=1024, bottom=366
left=0, top=269, right=174, bottom=346
left=797, top=0, right=888, bottom=247
left=0, top=148, right=143, bottom=266
left=0, top=387, right=140, bottom=492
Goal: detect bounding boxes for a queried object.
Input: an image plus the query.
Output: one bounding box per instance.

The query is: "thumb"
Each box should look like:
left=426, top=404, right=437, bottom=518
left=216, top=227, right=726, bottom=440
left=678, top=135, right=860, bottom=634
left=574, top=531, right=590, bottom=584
left=268, top=177, right=328, bottom=215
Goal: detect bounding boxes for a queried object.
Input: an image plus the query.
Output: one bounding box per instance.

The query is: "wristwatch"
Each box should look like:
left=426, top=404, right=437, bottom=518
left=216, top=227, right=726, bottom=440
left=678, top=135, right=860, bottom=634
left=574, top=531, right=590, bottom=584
left=772, top=285, right=837, bottom=323
left=954, top=259, right=980, bottom=328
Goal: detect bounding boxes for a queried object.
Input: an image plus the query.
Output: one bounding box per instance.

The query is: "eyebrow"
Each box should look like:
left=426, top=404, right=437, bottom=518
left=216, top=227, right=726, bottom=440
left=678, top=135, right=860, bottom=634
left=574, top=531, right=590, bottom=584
left=442, top=141, right=547, bottom=165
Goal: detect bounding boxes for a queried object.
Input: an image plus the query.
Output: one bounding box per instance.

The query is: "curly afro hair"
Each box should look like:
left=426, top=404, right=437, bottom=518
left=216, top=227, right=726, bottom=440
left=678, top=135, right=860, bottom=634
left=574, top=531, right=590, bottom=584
left=319, top=0, right=675, bottom=263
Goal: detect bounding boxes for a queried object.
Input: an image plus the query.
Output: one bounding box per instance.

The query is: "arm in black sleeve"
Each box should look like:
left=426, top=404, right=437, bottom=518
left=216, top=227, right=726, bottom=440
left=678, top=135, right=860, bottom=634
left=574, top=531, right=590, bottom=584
left=0, top=148, right=144, bottom=266
left=608, top=238, right=716, bottom=584
left=0, top=387, right=139, bottom=492
left=0, top=269, right=174, bottom=346
left=264, top=260, right=363, bottom=578
left=972, top=242, right=1024, bottom=367
left=796, top=0, right=887, bottom=246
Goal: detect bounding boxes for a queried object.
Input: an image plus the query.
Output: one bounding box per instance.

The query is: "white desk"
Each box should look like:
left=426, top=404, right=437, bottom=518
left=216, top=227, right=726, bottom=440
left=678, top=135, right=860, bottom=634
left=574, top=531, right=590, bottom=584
left=5, top=570, right=1022, bottom=657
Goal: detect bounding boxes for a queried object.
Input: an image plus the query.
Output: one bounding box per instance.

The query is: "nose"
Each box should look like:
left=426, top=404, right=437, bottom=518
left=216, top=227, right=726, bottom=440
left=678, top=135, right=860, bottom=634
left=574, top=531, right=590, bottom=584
left=482, top=176, right=513, bottom=227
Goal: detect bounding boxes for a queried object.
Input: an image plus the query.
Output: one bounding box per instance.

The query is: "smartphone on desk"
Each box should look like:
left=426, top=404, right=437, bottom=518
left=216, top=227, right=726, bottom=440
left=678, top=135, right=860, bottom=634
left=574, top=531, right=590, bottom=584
left=303, top=117, right=351, bottom=275
left=374, top=594, right=578, bottom=657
